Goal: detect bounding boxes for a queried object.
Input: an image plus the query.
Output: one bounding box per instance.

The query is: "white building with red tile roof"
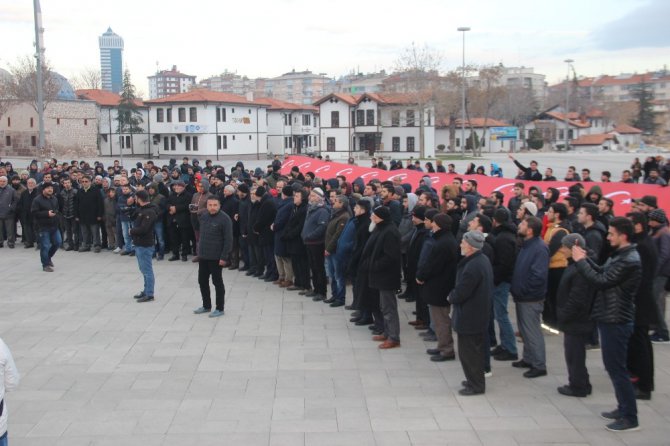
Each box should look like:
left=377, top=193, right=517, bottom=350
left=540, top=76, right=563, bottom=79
left=143, top=90, right=268, bottom=158
left=254, top=98, right=319, bottom=156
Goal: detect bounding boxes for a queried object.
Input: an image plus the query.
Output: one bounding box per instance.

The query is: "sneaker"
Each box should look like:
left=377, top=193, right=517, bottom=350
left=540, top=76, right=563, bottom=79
left=494, top=351, right=519, bottom=361
left=136, top=295, right=154, bottom=303
left=490, top=345, right=505, bottom=356
left=120, top=250, right=130, bottom=256
left=557, top=385, right=589, bottom=398
left=485, top=369, right=493, bottom=378
left=43, top=266, right=54, bottom=272
left=523, top=368, right=547, bottom=378
left=605, top=418, right=639, bottom=432
left=209, top=309, right=224, bottom=318
left=193, top=307, right=211, bottom=314
left=650, top=333, right=670, bottom=344
left=113, top=247, right=121, bottom=253
left=600, top=409, right=621, bottom=421
left=512, top=359, right=532, bottom=369
left=94, top=246, right=101, bottom=253
left=133, top=291, right=146, bottom=299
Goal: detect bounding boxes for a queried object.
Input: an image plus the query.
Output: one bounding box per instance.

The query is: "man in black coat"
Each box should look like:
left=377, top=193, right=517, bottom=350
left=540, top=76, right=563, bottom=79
left=508, top=154, right=542, bottom=181
left=416, top=213, right=458, bottom=362
left=405, top=206, right=431, bottom=327
left=626, top=212, right=658, bottom=400
left=74, top=175, right=104, bottom=252
left=282, top=189, right=309, bottom=291
left=17, top=178, right=38, bottom=248
left=129, top=191, right=158, bottom=303
left=166, top=181, right=193, bottom=261
left=252, top=186, right=278, bottom=282
left=220, top=185, right=240, bottom=269
left=31, top=183, right=61, bottom=272
left=367, top=206, right=402, bottom=349
left=555, top=233, right=597, bottom=398
left=236, top=184, right=252, bottom=271
left=348, top=199, right=372, bottom=320
left=448, top=230, right=494, bottom=395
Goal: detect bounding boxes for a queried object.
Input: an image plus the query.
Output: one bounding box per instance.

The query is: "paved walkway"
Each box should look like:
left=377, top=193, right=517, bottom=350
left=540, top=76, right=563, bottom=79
left=1, top=247, right=669, bottom=445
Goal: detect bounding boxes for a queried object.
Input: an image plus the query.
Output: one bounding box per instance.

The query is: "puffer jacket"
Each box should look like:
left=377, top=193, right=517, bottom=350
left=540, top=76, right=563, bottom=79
left=575, top=244, right=641, bottom=324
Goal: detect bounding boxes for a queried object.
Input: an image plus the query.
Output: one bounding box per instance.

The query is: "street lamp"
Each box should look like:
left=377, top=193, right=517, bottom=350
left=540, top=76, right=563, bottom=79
left=457, top=27, right=471, bottom=155
left=564, top=59, right=574, bottom=151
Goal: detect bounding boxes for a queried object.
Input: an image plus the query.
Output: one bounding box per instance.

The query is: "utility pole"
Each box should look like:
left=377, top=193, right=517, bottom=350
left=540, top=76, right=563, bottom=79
left=33, top=0, right=46, bottom=156
left=564, top=59, right=574, bottom=151
left=457, top=27, right=471, bottom=155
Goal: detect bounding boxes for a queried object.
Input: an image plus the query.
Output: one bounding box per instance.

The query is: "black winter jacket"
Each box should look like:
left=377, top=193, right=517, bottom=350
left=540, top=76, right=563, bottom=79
left=31, top=192, right=59, bottom=230
left=167, top=191, right=192, bottom=227
left=220, top=194, right=240, bottom=237
left=75, top=186, right=104, bottom=225
left=252, top=194, right=277, bottom=246
left=366, top=220, right=402, bottom=291
left=448, top=251, right=493, bottom=334
left=129, top=204, right=158, bottom=247
left=632, top=233, right=659, bottom=326
left=197, top=211, right=233, bottom=261
left=416, top=229, right=458, bottom=306
left=406, top=224, right=430, bottom=280
left=282, top=202, right=308, bottom=256
left=576, top=244, right=641, bottom=324
left=348, top=213, right=371, bottom=276
left=581, top=221, right=607, bottom=263
left=491, top=222, right=517, bottom=284
left=556, top=260, right=596, bottom=334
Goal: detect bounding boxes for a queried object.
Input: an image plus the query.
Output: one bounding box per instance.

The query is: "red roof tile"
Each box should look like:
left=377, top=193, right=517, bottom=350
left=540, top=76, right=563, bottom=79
left=570, top=133, right=616, bottom=146
left=436, top=118, right=508, bottom=128
left=143, top=90, right=266, bottom=106
left=541, top=111, right=591, bottom=128
left=611, top=124, right=642, bottom=134
left=76, top=89, right=145, bottom=107
left=255, top=97, right=318, bottom=111
left=313, top=93, right=359, bottom=106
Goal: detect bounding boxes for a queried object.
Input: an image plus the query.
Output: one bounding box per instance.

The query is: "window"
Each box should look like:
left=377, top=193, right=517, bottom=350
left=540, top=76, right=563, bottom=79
left=351, top=110, right=355, bottom=125
left=248, top=109, right=251, bottom=114
left=331, top=111, right=339, bottom=128
left=167, top=108, right=172, bottom=122
left=31, top=135, right=37, bottom=146
left=30, top=117, right=34, bottom=127
left=178, top=108, right=186, bottom=122
left=84, top=119, right=88, bottom=126
left=392, top=137, right=400, bottom=152
left=568, top=129, right=574, bottom=139
left=189, top=107, right=197, bottom=122
left=232, top=135, right=235, bottom=140
left=217, top=135, right=227, bottom=150
left=327, top=137, right=336, bottom=152
left=164, top=136, right=169, bottom=151
left=308, top=135, right=312, bottom=146
left=248, top=135, right=252, bottom=140
left=6, top=117, right=10, bottom=127
left=120, top=135, right=131, bottom=149
left=157, top=108, right=164, bottom=122
left=170, top=136, right=176, bottom=150
left=391, top=110, right=400, bottom=127
left=216, top=107, right=227, bottom=122
left=193, top=136, right=198, bottom=151
left=185, top=136, right=191, bottom=151
left=456, top=138, right=461, bottom=147
left=356, top=110, right=364, bottom=126
left=6, top=136, right=11, bottom=146
left=232, top=108, right=235, bottom=113
left=558, top=129, right=564, bottom=140
left=302, top=114, right=311, bottom=126
left=427, top=110, right=431, bottom=126
left=57, top=118, right=61, bottom=125
left=284, top=114, right=290, bottom=126
left=406, top=110, right=415, bottom=126
left=407, top=136, right=415, bottom=152
left=366, top=109, right=374, bottom=126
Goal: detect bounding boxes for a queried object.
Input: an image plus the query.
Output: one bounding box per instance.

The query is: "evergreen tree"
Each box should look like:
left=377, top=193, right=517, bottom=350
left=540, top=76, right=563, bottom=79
left=631, top=80, right=657, bottom=134
left=116, top=70, right=144, bottom=154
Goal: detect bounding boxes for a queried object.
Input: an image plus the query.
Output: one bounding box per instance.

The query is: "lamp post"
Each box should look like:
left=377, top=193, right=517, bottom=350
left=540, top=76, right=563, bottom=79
left=457, top=27, right=470, bottom=155
left=564, top=59, right=574, bottom=151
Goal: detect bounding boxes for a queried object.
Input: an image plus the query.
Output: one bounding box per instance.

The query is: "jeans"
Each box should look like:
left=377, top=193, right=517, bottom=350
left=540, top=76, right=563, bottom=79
left=121, top=220, right=133, bottom=253
left=154, top=221, right=166, bottom=255
left=379, top=289, right=400, bottom=342
left=0, top=431, right=7, bottom=446
left=599, top=322, right=636, bottom=423
left=516, top=300, right=546, bottom=370
left=493, top=282, right=517, bottom=355
left=39, top=227, right=62, bottom=267
left=135, top=246, right=155, bottom=296
left=198, top=259, right=225, bottom=311
left=325, top=255, right=346, bottom=302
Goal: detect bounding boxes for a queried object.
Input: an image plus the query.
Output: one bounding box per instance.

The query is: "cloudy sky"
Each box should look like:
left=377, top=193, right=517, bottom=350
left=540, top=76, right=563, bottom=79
left=1, top=0, right=668, bottom=96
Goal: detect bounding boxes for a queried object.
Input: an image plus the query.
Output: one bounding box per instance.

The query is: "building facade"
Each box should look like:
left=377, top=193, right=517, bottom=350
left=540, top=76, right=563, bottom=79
left=143, top=90, right=268, bottom=158
left=76, top=89, right=151, bottom=157
left=99, top=27, right=124, bottom=93
left=148, top=66, right=197, bottom=99
left=255, top=70, right=331, bottom=105
left=255, top=98, right=319, bottom=156
left=315, top=93, right=435, bottom=160
left=197, top=71, right=256, bottom=96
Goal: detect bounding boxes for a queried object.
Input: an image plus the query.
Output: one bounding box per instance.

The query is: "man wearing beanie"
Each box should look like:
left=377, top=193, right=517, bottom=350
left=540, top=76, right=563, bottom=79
left=367, top=206, right=402, bottom=349
left=405, top=206, right=431, bottom=327
left=448, top=230, right=493, bottom=395
left=555, top=233, right=597, bottom=398
left=416, top=213, right=458, bottom=362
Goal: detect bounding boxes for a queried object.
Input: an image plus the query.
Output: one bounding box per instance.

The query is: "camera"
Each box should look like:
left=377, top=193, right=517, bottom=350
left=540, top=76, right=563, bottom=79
left=189, top=204, right=198, bottom=212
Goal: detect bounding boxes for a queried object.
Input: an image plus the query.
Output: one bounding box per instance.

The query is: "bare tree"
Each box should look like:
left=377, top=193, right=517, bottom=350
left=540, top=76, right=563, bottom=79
left=492, top=85, right=539, bottom=149
left=393, top=43, right=443, bottom=158
left=1, top=55, right=60, bottom=114
left=70, top=67, right=101, bottom=90
left=433, top=71, right=462, bottom=152
left=465, top=65, right=505, bottom=156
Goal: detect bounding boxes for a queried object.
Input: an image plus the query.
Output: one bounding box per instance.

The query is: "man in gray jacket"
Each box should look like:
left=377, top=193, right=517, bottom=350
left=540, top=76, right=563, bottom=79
left=194, top=197, right=233, bottom=318
left=0, top=176, right=18, bottom=249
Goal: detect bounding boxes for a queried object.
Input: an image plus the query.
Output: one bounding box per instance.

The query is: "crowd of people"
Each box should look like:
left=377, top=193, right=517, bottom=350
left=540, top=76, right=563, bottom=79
left=0, top=153, right=669, bottom=433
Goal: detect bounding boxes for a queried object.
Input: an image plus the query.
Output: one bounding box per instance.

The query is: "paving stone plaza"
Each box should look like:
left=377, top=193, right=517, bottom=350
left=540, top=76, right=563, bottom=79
left=0, top=246, right=669, bottom=446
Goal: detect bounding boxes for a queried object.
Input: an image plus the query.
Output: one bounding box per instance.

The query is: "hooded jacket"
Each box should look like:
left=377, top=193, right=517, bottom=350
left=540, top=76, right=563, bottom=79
left=282, top=201, right=308, bottom=255
left=252, top=193, right=277, bottom=246
left=399, top=193, right=418, bottom=252
left=456, top=195, right=478, bottom=240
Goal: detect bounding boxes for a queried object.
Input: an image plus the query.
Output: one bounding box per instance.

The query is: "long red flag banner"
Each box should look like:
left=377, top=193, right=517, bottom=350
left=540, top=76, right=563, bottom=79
left=281, top=156, right=668, bottom=216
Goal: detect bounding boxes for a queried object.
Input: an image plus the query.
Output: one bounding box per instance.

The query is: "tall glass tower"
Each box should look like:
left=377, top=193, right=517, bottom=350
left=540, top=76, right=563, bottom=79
left=99, top=27, right=124, bottom=93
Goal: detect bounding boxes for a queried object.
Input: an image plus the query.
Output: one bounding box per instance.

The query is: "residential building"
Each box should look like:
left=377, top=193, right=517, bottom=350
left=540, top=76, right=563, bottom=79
left=0, top=100, right=98, bottom=157
left=148, top=66, right=196, bottom=99
left=197, top=71, right=256, bottom=96
left=255, top=98, right=319, bottom=156
left=330, top=71, right=388, bottom=95
left=99, top=27, right=124, bottom=93
left=143, top=90, right=268, bottom=158
left=469, top=66, right=547, bottom=107
left=315, top=92, right=435, bottom=159
left=551, top=70, right=670, bottom=103
left=76, top=89, right=151, bottom=156
left=255, top=70, right=331, bottom=105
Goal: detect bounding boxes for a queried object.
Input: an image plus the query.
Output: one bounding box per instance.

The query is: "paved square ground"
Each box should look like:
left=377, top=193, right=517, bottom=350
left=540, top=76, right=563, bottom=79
left=1, top=247, right=669, bottom=445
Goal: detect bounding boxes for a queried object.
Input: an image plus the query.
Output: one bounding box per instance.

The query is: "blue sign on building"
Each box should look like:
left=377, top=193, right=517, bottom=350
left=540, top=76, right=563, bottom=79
left=490, top=127, right=518, bottom=140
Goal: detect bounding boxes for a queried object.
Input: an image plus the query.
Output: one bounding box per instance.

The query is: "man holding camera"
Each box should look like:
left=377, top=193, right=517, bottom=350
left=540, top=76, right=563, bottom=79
left=129, top=191, right=158, bottom=303
left=30, top=183, right=61, bottom=272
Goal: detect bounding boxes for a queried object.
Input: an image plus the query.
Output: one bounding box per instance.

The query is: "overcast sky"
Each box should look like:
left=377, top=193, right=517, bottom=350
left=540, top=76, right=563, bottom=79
left=1, top=0, right=669, bottom=97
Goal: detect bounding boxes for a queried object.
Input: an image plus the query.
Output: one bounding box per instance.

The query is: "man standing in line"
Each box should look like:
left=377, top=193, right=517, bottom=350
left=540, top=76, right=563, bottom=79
left=0, top=176, right=18, bottom=249
left=58, top=178, right=78, bottom=251
left=449, top=230, right=494, bottom=395
left=30, top=184, right=61, bottom=272
left=0, top=337, right=20, bottom=446
left=129, top=191, right=158, bottom=303
left=572, top=217, right=642, bottom=432
left=75, top=175, right=104, bottom=253
left=194, top=197, right=233, bottom=318
left=301, top=188, right=330, bottom=301
left=511, top=216, right=550, bottom=378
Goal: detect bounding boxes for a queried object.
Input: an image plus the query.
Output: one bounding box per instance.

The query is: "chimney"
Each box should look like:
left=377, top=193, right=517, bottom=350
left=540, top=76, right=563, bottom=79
left=245, top=91, right=254, bottom=101
left=172, top=65, right=177, bottom=72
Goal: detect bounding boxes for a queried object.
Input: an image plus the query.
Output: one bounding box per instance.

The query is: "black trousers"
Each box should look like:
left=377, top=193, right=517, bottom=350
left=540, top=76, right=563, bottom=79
left=543, top=267, right=565, bottom=328
left=306, top=243, right=327, bottom=295
left=628, top=324, right=654, bottom=393
left=169, top=223, right=192, bottom=256
left=251, top=243, right=265, bottom=275
left=564, top=332, right=592, bottom=393
left=198, top=259, right=225, bottom=311
left=458, top=333, right=486, bottom=393
left=291, top=250, right=310, bottom=289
